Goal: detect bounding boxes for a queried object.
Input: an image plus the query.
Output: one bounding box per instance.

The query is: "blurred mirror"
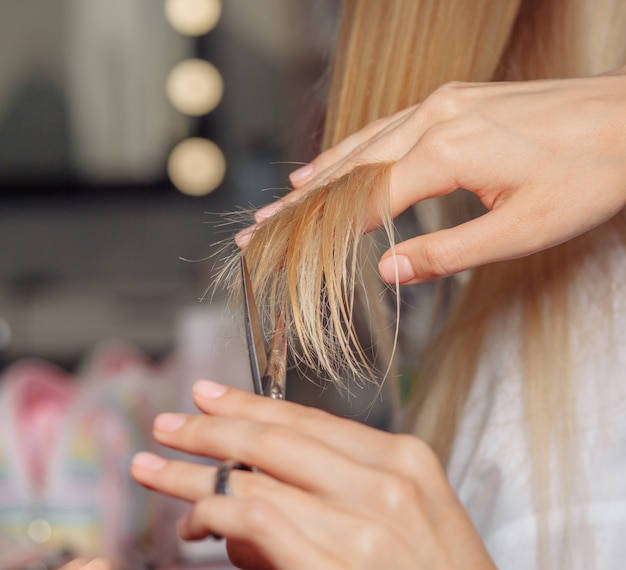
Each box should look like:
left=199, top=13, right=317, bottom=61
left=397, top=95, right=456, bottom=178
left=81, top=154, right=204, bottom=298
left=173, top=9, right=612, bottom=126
left=0, top=0, right=193, bottom=187
left=0, top=0, right=332, bottom=365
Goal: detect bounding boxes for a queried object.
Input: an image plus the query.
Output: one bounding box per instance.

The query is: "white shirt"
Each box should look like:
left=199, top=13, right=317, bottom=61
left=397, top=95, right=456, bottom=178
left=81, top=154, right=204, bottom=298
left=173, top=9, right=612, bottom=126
left=447, top=241, right=626, bottom=569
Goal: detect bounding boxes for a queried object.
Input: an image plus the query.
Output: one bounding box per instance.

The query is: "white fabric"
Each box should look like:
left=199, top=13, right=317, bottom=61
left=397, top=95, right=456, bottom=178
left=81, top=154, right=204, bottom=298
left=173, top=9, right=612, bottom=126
left=447, top=241, right=626, bottom=569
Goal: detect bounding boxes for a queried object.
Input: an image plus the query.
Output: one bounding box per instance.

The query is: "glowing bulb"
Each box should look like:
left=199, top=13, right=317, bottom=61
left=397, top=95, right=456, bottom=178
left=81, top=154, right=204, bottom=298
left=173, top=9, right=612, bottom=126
left=166, top=58, right=223, bottom=116
left=165, top=0, right=221, bottom=36
left=168, top=138, right=226, bottom=196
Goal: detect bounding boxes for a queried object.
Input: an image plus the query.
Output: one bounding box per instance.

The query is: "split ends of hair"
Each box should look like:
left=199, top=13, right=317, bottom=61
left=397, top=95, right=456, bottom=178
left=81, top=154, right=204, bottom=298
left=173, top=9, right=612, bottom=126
left=216, top=162, right=400, bottom=391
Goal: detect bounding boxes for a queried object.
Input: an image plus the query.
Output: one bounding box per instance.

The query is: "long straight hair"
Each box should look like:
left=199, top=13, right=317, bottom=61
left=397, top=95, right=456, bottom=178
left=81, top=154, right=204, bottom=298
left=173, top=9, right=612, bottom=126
left=318, top=0, right=626, bottom=566
left=321, top=0, right=626, bottom=450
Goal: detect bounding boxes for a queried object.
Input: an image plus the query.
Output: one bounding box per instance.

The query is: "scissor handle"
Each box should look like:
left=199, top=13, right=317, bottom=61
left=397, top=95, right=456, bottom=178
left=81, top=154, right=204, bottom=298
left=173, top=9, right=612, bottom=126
left=261, top=375, right=285, bottom=399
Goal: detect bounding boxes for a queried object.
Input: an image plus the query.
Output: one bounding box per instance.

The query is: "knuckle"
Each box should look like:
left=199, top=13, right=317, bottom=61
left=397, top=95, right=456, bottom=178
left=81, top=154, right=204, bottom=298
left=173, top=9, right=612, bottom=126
left=420, top=236, right=456, bottom=279
left=418, top=126, right=461, bottom=165
left=350, top=521, right=394, bottom=560
left=241, top=500, right=277, bottom=535
left=374, top=473, right=418, bottom=513
left=422, top=82, right=466, bottom=118
left=391, top=434, right=441, bottom=477
left=194, top=495, right=214, bottom=516
left=186, top=499, right=213, bottom=534
left=253, top=423, right=292, bottom=452
left=177, top=414, right=207, bottom=443
left=292, top=405, right=333, bottom=431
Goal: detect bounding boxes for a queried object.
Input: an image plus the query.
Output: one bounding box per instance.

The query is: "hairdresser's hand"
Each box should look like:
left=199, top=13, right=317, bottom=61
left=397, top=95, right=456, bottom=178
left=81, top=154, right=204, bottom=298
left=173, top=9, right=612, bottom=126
left=243, top=67, right=626, bottom=284
left=131, top=381, right=494, bottom=570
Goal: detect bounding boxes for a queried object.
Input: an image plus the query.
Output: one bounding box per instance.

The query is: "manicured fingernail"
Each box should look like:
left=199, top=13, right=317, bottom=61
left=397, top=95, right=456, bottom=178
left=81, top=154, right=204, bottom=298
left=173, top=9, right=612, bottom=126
left=154, top=413, right=186, bottom=432
left=133, top=451, right=166, bottom=471
left=254, top=200, right=284, bottom=222
left=194, top=379, right=228, bottom=399
left=378, top=254, right=415, bottom=284
left=235, top=226, right=254, bottom=249
left=289, top=163, right=314, bottom=184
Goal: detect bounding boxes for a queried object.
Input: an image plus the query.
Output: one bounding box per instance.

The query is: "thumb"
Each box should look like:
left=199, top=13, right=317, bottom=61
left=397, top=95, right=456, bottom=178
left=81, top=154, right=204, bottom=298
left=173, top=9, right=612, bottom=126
left=378, top=207, right=538, bottom=284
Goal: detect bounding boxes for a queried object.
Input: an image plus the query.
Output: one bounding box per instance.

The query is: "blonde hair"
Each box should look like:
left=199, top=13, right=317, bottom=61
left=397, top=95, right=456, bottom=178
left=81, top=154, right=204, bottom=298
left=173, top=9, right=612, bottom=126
left=226, top=0, right=626, bottom=564
left=235, top=161, right=396, bottom=392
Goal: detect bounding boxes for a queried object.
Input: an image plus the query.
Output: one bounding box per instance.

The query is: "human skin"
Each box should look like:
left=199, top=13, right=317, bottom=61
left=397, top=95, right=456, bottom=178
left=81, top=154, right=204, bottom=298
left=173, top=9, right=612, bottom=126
left=59, top=559, right=111, bottom=570
left=237, top=66, right=626, bottom=285
left=131, top=380, right=496, bottom=570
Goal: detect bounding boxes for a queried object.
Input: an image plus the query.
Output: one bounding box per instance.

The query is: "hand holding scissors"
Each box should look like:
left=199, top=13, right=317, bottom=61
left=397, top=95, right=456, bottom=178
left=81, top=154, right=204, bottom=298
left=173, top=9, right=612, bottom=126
left=130, top=256, right=493, bottom=569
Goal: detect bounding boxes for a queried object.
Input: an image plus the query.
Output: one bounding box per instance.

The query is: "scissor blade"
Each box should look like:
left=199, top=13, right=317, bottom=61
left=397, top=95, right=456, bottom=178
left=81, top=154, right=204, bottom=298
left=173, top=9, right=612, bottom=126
left=263, top=312, right=287, bottom=399
left=241, top=255, right=268, bottom=395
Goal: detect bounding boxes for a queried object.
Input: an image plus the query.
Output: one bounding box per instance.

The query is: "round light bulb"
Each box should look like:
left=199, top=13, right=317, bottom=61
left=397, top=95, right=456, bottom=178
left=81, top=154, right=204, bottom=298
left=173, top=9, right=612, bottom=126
left=168, top=138, right=226, bottom=196
left=165, top=0, right=222, bottom=36
left=166, top=58, right=224, bottom=116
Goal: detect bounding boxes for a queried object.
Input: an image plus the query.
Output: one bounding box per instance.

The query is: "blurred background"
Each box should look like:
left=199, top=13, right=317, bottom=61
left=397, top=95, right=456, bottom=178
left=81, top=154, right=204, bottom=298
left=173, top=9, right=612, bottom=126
left=0, top=0, right=348, bottom=567
left=0, top=0, right=339, bottom=367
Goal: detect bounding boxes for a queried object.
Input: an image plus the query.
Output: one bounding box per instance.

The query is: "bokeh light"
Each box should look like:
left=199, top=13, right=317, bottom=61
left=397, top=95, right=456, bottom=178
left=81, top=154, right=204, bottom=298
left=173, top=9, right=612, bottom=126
left=167, top=137, right=226, bottom=196
left=165, top=0, right=222, bottom=36
left=166, top=58, right=224, bottom=116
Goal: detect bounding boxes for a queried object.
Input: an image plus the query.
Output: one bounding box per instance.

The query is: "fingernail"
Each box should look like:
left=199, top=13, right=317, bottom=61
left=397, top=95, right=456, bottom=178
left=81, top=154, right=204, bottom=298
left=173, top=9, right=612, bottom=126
left=154, top=413, right=187, bottom=432
left=289, top=163, right=314, bottom=184
left=378, top=254, right=416, bottom=284
left=235, top=226, right=254, bottom=249
left=132, top=451, right=166, bottom=471
left=194, top=379, right=228, bottom=399
left=254, top=200, right=284, bottom=222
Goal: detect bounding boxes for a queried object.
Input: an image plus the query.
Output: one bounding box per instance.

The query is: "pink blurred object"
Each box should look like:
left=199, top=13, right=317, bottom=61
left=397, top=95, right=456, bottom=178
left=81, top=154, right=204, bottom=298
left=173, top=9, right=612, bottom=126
left=15, top=362, right=76, bottom=496
left=0, top=344, right=162, bottom=564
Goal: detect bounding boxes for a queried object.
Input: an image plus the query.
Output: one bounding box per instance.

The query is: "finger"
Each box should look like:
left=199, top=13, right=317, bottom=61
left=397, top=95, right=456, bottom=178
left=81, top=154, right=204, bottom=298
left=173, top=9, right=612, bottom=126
left=59, top=560, right=111, bottom=570
left=172, top=382, right=450, bottom=505
left=289, top=106, right=417, bottom=188
left=379, top=197, right=544, bottom=285
left=250, top=106, right=418, bottom=230
left=190, top=381, right=440, bottom=481
left=183, top=493, right=436, bottom=569
left=146, top=412, right=448, bottom=531
left=84, top=561, right=111, bottom=570
left=227, top=539, right=275, bottom=570
left=149, top=411, right=365, bottom=497
left=133, top=433, right=445, bottom=546
left=131, top=452, right=215, bottom=501
left=136, top=403, right=455, bottom=552
left=178, top=495, right=340, bottom=570
left=282, top=83, right=480, bottom=209
left=131, top=449, right=382, bottom=554
left=60, top=560, right=89, bottom=570
left=131, top=451, right=313, bottom=507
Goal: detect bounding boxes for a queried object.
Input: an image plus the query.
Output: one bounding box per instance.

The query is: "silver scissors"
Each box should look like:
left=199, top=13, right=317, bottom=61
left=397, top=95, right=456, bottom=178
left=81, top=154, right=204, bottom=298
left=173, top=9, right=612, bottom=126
left=208, top=257, right=288, bottom=537
left=240, top=256, right=287, bottom=399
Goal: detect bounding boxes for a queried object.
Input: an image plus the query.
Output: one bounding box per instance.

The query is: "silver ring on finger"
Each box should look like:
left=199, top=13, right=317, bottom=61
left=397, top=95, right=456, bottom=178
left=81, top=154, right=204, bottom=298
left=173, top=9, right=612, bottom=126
left=214, top=459, right=253, bottom=496
left=210, top=459, right=253, bottom=540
